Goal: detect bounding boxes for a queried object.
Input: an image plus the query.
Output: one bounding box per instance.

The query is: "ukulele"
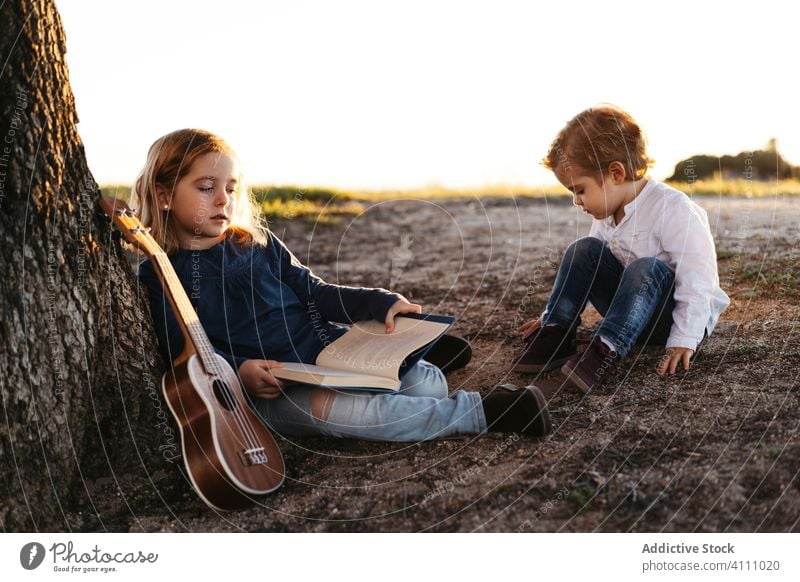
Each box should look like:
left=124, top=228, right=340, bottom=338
left=99, top=197, right=285, bottom=510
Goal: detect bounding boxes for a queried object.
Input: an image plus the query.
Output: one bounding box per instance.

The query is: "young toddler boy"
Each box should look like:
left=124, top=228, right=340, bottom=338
left=513, top=105, right=730, bottom=392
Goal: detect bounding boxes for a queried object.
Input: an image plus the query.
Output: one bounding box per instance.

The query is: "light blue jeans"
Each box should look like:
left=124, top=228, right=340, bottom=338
left=251, top=360, right=488, bottom=442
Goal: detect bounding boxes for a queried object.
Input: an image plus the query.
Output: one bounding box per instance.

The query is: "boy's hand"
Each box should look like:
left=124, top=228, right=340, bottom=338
left=657, top=347, right=694, bottom=376
left=385, top=297, right=422, bottom=333
left=238, top=359, right=285, bottom=399
left=518, top=318, right=542, bottom=339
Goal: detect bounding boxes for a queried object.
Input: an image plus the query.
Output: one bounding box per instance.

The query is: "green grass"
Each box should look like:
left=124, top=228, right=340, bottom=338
left=251, top=185, right=359, bottom=204
left=251, top=185, right=361, bottom=221
left=566, top=485, right=596, bottom=514
left=666, top=177, right=800, bottom=197
left=741, top=259, right=799, bottom=288
left=260, top=197, right=365, bottom=222
left=716, top=249, right=737, bottom=261
left=352, top=184, right=560, bottom=200
left=99, top=184, right=132, bottom=201
left=723, top=256, right=800, bottom=299
left=736, top=341, right=770, bottom=357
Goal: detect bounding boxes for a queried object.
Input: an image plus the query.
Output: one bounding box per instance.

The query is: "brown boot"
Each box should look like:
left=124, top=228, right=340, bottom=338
left=481, top=384, right=552, bottom=437
left=561, top=335, right=619, bottom=393
left=512, top=324, right=577, bottom=373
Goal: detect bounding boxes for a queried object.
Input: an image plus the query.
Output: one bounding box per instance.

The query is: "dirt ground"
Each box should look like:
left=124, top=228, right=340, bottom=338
left=80, top=194, right=800, bottom=532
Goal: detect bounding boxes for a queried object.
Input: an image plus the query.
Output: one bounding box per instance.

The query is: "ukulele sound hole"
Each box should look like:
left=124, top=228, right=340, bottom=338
left=212, top=379, right=237, bottom=411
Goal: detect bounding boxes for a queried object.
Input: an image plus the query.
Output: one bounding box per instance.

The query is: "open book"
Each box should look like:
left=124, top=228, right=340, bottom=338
left=271, top=313, right=454, bottom=391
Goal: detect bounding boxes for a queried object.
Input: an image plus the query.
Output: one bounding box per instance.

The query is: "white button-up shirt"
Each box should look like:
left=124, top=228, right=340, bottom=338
left=588, top=179, right=730, bottom=350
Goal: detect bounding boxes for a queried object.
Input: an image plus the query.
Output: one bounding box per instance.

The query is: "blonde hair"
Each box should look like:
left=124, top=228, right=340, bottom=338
left=131, top=128, right=267, bottom=254
left=543, top=105, right=653, bottom=183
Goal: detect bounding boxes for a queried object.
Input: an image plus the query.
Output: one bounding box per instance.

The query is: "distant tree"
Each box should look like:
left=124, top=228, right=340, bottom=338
left=766, top=137, right=777, bottom=153
left=668, top=140, right=798, bottom=182
left=1, top=0, right=178, bottom=531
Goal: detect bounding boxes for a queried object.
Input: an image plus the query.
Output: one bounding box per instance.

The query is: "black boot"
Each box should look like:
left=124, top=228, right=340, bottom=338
left=424, top=334, right=472, bottom=374
left=481, top=384, right=552, bottom=437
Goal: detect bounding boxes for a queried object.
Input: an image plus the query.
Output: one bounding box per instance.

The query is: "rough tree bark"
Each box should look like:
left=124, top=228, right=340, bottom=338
left=0, top=0, right=185, bottom=531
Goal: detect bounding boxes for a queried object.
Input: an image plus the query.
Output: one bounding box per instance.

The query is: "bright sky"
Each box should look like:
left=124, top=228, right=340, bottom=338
left=55, top=0, right=799, bottom=190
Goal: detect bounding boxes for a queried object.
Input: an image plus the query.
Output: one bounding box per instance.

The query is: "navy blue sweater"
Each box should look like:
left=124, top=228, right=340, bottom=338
left=138, top=232, right=401, bottom=370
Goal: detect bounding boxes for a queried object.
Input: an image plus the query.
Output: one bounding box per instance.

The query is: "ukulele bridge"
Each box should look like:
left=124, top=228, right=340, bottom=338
left=239, top=447, right=269, bottom=466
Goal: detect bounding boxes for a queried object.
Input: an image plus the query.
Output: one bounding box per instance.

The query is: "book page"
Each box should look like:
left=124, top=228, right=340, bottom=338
left=272, top=362, right=399, bottom=390
left=316, top=316, right=451, bottom=381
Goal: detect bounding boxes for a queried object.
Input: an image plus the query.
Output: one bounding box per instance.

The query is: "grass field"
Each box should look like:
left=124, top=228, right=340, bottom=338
left=100, top=179, right=800, bottom=222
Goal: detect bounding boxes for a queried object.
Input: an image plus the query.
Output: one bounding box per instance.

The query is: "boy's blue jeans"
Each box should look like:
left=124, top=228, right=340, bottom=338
left=251, top=360, right=487, bottom=441
left=541, top=237, right=676, bottom=358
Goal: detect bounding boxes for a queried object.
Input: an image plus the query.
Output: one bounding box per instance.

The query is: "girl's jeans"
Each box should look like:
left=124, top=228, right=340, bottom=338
left=541, top=237, right=676, bottom=358
left=251, top=360, right=487, bottom=442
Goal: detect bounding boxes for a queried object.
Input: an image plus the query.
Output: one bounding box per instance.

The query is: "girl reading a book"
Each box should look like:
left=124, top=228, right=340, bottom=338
left=135, top=129, right=552, bottom=442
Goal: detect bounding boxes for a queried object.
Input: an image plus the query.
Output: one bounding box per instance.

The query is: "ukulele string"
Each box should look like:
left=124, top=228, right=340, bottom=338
left=176, top=275, right=262, bottom=451
left=196, top=330, right=265, bottom=451
left=182, top=289, right=267, bottom=451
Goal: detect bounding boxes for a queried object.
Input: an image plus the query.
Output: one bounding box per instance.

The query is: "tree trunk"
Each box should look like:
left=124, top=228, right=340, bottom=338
left=1, top=0, right=184, bottom=531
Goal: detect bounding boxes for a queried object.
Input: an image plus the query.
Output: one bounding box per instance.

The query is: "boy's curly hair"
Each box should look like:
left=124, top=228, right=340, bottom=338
left=543, top=105, right=653, bottom=183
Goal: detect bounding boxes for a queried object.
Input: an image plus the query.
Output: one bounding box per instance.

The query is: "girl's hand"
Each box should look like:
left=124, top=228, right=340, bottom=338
left=518, top=318, right=542, bottom=339
left=385, top=297, right=422, bottom=333
left=657, top=347, right=694, bottom=376
left=238, top=359, right=285, bottom=399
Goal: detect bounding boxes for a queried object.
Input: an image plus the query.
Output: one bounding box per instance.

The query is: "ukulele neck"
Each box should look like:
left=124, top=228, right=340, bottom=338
left=150, top=250, right=220, bottom=375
